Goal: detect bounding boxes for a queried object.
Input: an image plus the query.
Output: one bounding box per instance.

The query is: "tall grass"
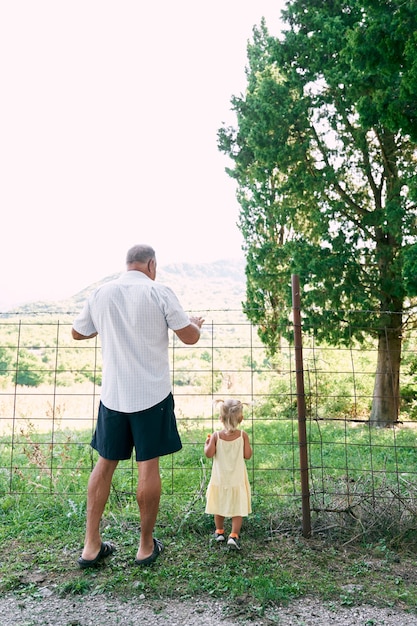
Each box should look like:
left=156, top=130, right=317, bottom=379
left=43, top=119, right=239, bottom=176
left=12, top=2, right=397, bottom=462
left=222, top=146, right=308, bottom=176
left=1, top=418, right=416, bottom=516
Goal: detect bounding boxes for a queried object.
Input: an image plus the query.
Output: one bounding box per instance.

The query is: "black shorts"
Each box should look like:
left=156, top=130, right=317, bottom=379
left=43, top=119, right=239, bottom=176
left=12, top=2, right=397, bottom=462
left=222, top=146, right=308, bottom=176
left=91, top=393, right=182, bottom=462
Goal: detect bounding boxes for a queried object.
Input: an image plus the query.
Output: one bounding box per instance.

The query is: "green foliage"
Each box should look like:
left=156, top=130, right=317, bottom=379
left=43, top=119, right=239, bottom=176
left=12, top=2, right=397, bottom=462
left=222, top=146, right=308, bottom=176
left=13, top=349, right=47, bottom=386
left=402, top=243, right=417, bottom=297
left=218, top=1, right=417, bottom=424
left=219, top=3, right=417, bottom=345
left=0, top=346, right=49, bottom=387
left=200, top=350, right=211, bottom=363
left=0, top=346, right=12, bottom=377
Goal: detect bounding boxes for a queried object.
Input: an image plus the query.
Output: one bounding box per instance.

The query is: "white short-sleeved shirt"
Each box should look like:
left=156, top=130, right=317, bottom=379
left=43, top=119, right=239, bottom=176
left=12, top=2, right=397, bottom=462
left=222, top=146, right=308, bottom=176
left=72, top=271, right=191, bottom=412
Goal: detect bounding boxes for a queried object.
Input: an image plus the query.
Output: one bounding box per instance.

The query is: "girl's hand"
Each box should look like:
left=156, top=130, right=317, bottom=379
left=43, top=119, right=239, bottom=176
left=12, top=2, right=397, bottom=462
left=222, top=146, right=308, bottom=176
left=204, top=432, right=216, bottom=458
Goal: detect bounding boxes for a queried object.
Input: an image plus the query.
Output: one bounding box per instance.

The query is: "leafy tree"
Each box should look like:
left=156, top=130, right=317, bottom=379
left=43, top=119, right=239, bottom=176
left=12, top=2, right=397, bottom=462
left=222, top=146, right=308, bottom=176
left=0, top=347, right=13, bottom=379
left=13, top=349, right=46, bottom=387
left=218, top=0, right=417, bottom=425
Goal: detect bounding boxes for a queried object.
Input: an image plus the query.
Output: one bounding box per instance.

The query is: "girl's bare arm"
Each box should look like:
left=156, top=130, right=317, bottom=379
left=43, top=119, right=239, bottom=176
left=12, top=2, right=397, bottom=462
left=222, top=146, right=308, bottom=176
left=204, top=432, right=217, bottom=458
left=242, top=431, right=252, bottom=460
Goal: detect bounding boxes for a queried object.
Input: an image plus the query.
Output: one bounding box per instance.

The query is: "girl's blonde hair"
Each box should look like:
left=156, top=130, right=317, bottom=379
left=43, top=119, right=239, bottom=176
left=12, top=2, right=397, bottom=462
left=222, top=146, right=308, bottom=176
left=213, top=399, right=246, bottom=433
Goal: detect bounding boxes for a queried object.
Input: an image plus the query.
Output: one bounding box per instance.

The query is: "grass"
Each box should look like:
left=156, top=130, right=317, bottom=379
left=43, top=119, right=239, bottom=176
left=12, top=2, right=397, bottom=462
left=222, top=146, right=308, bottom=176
left=1, top=418, right=417, bottom=620
left=0, top=492, right=417, bottom=621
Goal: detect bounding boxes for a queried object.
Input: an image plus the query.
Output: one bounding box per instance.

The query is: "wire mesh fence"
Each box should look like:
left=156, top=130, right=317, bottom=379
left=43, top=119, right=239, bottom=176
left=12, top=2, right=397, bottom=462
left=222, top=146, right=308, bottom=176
left=0, top=308, right=416, bottom=536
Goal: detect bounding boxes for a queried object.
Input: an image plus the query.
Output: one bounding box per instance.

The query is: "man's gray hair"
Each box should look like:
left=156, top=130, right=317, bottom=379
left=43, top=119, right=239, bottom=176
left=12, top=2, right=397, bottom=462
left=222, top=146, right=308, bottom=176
left=126, top=244, right=156, bottom=265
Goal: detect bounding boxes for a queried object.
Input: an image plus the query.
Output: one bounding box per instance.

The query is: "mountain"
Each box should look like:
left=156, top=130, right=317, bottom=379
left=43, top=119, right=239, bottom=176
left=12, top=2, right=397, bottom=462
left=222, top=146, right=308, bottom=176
left=9, top=259, right=246, bottom=315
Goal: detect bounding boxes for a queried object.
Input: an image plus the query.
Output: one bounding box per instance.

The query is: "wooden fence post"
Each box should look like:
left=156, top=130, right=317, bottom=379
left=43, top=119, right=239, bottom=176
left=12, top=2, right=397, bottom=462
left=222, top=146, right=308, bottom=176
left=291, top=274, right=311, bottom=538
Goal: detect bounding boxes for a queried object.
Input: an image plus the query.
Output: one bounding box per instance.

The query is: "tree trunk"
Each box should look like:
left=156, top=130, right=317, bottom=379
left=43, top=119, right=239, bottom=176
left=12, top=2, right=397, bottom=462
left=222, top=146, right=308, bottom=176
left=369, top=320, right=402, bottom=427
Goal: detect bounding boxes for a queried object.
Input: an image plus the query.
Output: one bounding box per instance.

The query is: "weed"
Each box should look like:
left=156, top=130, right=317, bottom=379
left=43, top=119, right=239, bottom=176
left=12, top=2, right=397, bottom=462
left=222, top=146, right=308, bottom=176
left=59, top=578, right=92, bottom=596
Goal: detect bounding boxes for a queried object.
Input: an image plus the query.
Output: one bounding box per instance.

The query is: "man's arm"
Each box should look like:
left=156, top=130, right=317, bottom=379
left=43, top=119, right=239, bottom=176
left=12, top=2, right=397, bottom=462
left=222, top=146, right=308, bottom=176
left=174, top=316, right=204, bottom=345
left=71, top=328, right=98, bottom=340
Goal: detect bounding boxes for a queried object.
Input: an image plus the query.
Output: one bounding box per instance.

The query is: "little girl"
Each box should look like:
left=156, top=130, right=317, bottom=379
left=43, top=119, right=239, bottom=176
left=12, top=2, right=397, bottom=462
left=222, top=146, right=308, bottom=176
left=204, top=399, right=252, bottom=550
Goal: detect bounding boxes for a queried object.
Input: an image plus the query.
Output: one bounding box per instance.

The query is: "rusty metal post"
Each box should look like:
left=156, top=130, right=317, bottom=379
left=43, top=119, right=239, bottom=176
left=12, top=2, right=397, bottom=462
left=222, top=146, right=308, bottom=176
left=291, top=274, right=311, bottom=538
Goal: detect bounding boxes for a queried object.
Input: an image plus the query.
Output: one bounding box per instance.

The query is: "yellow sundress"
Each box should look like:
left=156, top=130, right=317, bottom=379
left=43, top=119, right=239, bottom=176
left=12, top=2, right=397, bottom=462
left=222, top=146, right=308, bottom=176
left=205, top=431, right=251, bottom=517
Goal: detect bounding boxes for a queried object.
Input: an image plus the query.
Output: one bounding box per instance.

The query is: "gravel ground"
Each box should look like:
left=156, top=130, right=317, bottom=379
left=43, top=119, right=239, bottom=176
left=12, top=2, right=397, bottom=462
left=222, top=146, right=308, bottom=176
left=1, top=593, right=416, bottom=626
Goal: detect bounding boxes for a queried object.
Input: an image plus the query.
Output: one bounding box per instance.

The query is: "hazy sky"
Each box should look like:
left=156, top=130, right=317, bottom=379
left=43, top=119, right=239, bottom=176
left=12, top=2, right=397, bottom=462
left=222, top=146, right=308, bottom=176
left=1, top=1, right=286, bottom=307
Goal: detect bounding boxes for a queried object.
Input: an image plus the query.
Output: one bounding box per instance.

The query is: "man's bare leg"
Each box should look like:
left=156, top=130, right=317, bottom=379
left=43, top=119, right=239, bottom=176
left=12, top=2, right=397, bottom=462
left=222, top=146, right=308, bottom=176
left=81, top=456, right=118, bottom=560
left=135, top=457, right=161, bottom=561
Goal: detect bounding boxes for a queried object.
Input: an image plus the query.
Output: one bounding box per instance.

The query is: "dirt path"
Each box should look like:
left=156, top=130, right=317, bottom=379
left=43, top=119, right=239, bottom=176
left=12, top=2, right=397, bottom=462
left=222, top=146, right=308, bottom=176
left=0, top=593, right=416, bottom=625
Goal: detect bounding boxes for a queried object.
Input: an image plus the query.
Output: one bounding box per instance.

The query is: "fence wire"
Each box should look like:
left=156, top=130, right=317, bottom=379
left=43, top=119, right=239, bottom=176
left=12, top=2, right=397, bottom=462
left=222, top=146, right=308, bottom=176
left=0, top=310, right=416, bottom=536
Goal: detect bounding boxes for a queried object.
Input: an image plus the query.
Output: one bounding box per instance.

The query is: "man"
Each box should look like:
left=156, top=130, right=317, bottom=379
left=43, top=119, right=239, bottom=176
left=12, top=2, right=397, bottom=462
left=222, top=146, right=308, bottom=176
left=72, top=244, right=204, bottom=568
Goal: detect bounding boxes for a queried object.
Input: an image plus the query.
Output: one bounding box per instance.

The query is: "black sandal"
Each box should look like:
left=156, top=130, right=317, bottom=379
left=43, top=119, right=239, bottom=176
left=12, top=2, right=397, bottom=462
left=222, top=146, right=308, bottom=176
left=77, top=541, right=115, bottom=569
left=134, top=538, right=164, bottom=566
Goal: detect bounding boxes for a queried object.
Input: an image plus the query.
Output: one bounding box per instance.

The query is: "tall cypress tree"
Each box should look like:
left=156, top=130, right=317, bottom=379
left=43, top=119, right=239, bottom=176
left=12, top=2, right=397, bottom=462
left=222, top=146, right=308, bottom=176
left=218, top=0, right=417, bottom=425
